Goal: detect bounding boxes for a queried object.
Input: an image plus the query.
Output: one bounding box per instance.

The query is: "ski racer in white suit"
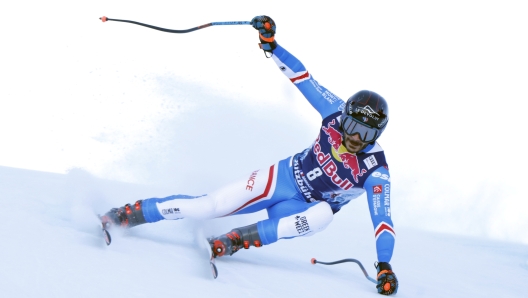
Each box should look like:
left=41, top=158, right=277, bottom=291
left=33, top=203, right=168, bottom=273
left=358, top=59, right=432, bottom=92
left=101, top=15, right=398, bottom=295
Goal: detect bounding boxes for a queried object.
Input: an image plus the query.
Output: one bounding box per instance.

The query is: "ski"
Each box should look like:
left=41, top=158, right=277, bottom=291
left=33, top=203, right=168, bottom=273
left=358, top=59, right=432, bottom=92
left=204, top=237, right=218, bottom=279
left=99, top=215, right=112, bottom=245
left=102, top=223, right=112, bottom=245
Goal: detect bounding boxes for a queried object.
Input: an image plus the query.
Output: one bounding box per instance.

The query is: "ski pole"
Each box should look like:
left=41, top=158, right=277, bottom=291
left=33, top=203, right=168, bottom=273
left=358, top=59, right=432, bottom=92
left=99, top=16, right=250, bottom=34
left=311, top=258, right=377, bottom=284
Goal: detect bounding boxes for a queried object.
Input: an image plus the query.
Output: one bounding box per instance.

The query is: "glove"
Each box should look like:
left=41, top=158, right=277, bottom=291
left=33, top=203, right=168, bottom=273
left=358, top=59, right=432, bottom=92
left=375, top=262, right=398, bottom=295
left=250, top=15, right=277, bottom=52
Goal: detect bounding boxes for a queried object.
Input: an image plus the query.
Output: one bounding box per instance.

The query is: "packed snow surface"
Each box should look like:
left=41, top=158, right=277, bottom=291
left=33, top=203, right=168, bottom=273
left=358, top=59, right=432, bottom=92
left=0, top=166, right=526, bottom=298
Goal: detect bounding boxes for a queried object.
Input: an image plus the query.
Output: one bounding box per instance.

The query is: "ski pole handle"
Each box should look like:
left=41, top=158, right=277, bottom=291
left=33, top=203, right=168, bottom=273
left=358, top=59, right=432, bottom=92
left=100, top=16, right=250, bottom=34
left=311, top=258, right=377, bottom=284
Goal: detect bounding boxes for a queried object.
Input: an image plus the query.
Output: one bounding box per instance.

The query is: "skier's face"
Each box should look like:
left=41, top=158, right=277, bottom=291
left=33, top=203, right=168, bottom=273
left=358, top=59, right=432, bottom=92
left=343, top=132, right=368, bottom=153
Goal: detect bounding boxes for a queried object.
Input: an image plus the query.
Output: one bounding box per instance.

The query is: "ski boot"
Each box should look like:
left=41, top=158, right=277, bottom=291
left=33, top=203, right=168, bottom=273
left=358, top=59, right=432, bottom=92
left=100, top=200, right=147, bottom=230
left=209, top=223, right=262, bottom=257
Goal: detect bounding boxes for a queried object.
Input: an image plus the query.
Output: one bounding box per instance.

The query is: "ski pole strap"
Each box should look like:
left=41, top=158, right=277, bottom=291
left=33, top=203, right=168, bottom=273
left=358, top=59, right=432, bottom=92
left=311, top=258, right=377, bottom=284
left=100, top=16, right=250, bottom=34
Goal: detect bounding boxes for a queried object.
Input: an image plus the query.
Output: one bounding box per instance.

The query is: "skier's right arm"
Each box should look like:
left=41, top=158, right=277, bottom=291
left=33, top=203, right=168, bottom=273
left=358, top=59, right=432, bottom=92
left=251, top=16, right=343, bottom=119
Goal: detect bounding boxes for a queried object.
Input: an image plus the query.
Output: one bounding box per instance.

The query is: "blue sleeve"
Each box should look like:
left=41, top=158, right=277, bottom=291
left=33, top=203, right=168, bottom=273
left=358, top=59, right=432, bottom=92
left=271, top=44, right=345, bottom=119
left=363, top=166, right=395, bottom=263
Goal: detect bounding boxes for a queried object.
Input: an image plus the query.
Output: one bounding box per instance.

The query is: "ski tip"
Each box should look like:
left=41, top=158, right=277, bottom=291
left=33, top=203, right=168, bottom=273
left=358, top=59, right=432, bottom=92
left=210, top=262, right=218, bottom=279
left=311, top=258, right=317, bottom=265
left=103, top=228, right=112, bottom=245
left=100, top=16, right=108, bottom=22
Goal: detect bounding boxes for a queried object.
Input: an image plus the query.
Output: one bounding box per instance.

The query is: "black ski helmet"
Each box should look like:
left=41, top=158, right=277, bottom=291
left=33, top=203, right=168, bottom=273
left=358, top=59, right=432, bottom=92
left=341, top=90, right=389, bottom=143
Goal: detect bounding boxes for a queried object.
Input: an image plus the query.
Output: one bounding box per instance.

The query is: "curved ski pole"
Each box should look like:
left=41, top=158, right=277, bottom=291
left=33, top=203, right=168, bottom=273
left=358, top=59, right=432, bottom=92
left=311, top=258, right=377, bottom=284
left=99, top=16, right=250, bottom=34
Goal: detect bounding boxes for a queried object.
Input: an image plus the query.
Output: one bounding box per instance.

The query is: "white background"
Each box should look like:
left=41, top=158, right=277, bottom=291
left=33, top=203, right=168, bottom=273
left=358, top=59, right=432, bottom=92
left=1, top=0, right=527, bottom=245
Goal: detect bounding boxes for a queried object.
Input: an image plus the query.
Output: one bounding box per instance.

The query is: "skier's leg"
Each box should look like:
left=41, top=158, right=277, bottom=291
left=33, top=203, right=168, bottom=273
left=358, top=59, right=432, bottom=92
left=143, top=163, right=281, bottom=221
left=258, top=200, right=334, bottom=245
left=208, top=157, right=334, bottom=257
left=209, top=200, right=333, bottom=257
left=101, top=158, right=291, bottom=228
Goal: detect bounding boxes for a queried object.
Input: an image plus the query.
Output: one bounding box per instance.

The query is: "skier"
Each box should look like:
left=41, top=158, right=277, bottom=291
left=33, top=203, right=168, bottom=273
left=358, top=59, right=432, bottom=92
left=100, top=15, right=398, bottom=295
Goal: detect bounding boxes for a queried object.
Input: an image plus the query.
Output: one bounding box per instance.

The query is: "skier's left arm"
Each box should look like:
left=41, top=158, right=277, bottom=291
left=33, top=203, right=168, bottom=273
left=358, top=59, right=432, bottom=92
left=363, top=166, right=398, bottom=295
left=363, top=166, right=395, bottom=262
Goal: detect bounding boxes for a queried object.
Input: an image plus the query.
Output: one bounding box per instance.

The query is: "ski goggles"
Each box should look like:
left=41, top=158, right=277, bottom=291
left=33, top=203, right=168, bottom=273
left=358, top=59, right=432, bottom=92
left=341, top=115, right=380, bottom=143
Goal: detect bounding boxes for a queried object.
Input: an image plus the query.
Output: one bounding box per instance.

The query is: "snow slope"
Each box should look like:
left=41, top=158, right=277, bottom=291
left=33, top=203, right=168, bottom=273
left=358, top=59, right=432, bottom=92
left=0, top=165, right=526, bottom=298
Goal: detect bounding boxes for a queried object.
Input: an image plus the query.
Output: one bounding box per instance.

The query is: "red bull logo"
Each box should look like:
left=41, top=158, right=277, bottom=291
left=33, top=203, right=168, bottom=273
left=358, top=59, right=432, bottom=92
left=321, top=119, right=366, bottom=183
left=338, top=152, right=367, bottom=183
left=313, top=132, right=353, bottom=191
left=321, top=119, right=342, bottom=151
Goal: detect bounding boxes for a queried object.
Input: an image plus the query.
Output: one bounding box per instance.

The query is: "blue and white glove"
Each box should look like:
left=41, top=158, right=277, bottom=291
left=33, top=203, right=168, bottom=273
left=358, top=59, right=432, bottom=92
left=376, top=262, right=398, bottom=295
left=250, top=15, right=277, bottom=52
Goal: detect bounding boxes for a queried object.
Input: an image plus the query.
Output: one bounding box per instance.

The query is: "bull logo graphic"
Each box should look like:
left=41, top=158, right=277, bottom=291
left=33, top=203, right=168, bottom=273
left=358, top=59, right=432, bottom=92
left=338, top=152, right=366, bottom=183
left=321, top=119, right=366, bottom=183
left=321, top=119, right=342, bottom=150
